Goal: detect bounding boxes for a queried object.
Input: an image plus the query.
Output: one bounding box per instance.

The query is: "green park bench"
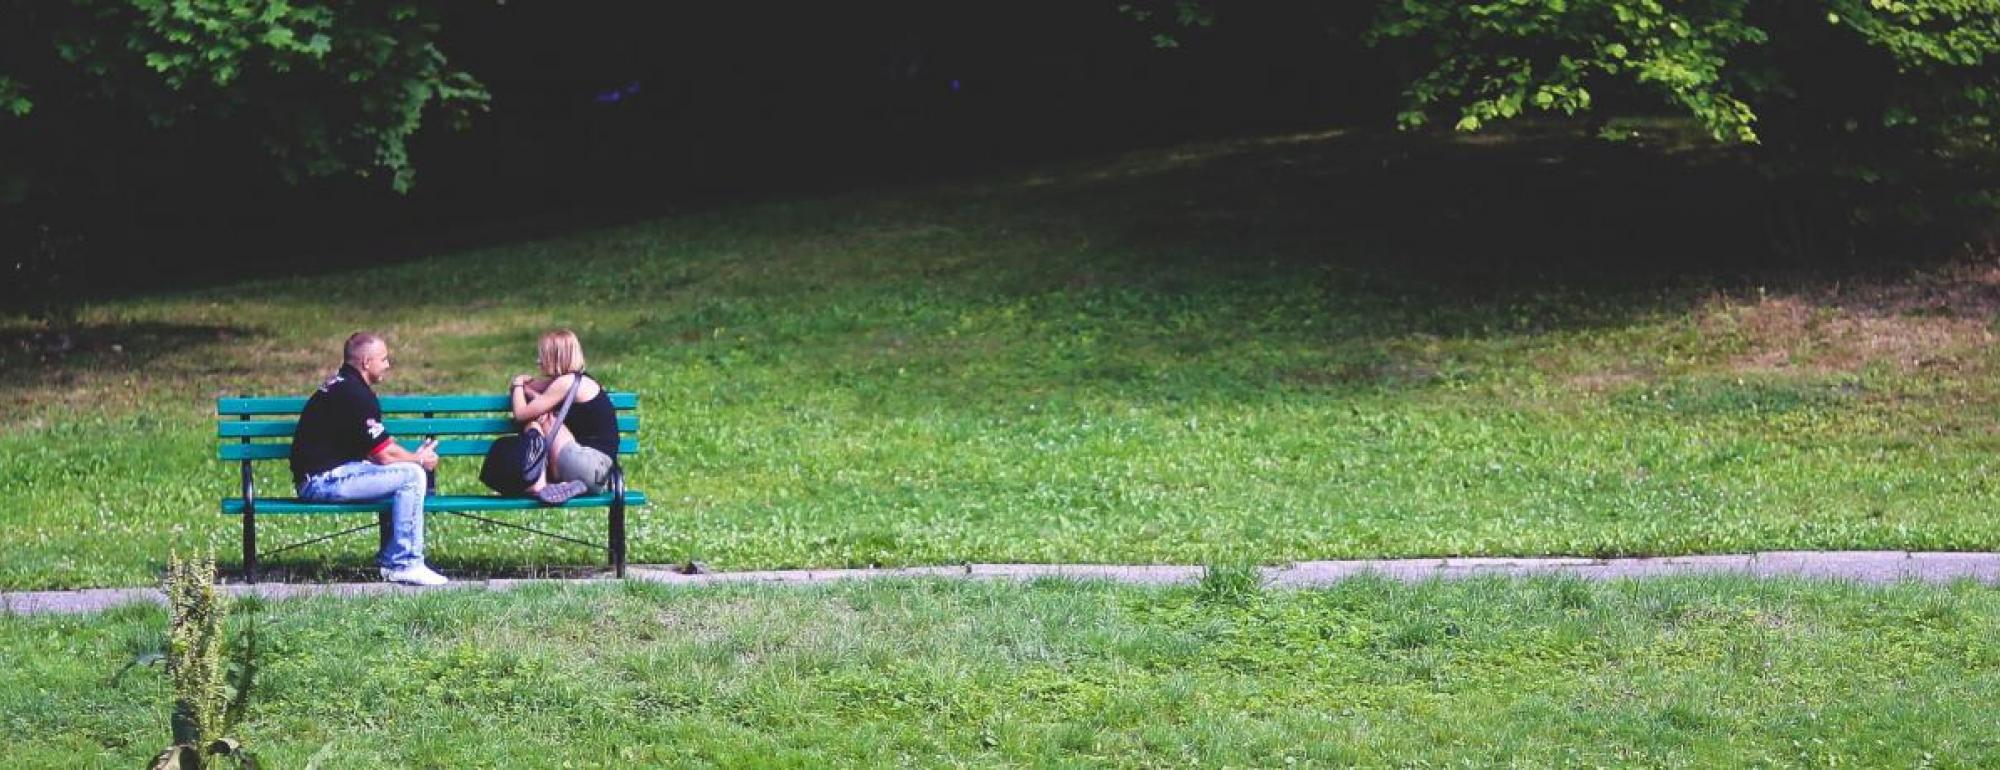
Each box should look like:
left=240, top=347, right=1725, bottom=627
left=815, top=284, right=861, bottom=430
left=217, top=393, right=647, bottom=582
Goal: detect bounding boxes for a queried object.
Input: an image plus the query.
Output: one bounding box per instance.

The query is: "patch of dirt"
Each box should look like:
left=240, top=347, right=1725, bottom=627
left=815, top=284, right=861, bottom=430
left=1556, top=260, right=2000, bottom=390
left=1285, top=359, right=1443, bottom=390
left=218, top=338, right=329, bottom=388
left=1566, top=368, right=1653, bottom=393
left=1697, top=262, right=2000, bottom=375
left=407, top=314, right=521, bottom=341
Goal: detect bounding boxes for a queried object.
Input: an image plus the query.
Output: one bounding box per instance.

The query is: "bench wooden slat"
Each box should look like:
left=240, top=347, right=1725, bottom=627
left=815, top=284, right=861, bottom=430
left=220, top=414, right=641, bottom=438
left=218, top=437, right=641, bottom=461
left=219, top=392, right=640, bottom=415
left=221, top=491, right=651, bottom=515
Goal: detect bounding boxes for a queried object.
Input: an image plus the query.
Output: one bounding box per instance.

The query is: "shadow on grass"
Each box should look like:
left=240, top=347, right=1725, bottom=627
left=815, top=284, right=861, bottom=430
left=0, top=320, right=254, bottom=371
left=220, top=558, right=618, bottom=586
left=21, top=123, right=1997, bottom=411
left=970, top=124, right=1983, bottom=338
left=0, top=321, right=263, bottom=416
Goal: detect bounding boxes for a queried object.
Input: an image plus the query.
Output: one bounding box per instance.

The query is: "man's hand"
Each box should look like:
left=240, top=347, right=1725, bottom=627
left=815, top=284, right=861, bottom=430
left=416, top=438, right=439, bottom=471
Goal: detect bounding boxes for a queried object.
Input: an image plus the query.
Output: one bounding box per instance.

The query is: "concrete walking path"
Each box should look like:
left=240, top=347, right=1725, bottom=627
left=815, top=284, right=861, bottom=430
left=5, top=551, right=1998, bottom=616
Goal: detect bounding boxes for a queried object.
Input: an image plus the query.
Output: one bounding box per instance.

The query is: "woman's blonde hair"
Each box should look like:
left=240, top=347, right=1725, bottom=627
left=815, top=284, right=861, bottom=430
left=537, top=329, right=586, bottom=377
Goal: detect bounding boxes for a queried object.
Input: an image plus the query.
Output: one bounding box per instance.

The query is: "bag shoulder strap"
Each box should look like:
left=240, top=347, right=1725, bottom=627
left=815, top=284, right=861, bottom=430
left=551, top=370, right=583, bottom=428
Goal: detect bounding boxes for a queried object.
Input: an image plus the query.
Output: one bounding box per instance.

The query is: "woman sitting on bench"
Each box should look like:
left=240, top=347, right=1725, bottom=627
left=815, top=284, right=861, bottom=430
left=509, top=329, right=621, bottom=505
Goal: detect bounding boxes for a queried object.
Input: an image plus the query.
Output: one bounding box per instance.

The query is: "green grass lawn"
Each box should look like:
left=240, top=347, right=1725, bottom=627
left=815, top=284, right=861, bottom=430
left=7, top=576, right=1999, bottom=767
left=5, top=125, right=2000, bottom=589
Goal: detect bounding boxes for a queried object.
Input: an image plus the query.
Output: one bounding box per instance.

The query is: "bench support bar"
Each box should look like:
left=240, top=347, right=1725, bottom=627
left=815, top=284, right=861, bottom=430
left=441, top=510, right=607, bottom=551
left=242, top=512, right=624, bottom=580
left=260, top=520, right=383, bottom=562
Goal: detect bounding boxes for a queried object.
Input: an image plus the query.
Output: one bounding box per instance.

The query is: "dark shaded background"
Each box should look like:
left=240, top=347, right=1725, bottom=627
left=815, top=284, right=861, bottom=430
left=9, top=2, right=1401, bottom=297
left=17, top=0, right=1961, bottom=313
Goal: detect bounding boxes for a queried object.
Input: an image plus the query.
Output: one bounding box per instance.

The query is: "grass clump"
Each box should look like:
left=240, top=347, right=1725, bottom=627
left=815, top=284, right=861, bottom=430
left=1196, top=562, right=1265, bottom=604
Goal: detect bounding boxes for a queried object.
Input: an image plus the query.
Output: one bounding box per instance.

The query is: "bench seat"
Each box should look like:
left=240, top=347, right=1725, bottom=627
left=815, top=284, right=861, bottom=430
left=223, top=491, right=651, bottom=515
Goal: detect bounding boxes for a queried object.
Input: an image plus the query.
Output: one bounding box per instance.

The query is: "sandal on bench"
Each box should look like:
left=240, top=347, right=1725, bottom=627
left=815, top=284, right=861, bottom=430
left=534, top=480, right=588, bottom=505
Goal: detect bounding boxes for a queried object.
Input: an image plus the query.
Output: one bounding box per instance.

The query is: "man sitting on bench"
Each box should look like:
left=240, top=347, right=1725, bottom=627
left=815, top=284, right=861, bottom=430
left=290, top=332, right=446, bottom=586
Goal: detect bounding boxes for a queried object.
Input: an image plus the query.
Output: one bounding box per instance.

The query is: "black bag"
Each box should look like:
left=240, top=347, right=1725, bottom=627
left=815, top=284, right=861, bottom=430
left=478, top=429, right=545, bottom=496
left=479, top=373, right=582, bottom=495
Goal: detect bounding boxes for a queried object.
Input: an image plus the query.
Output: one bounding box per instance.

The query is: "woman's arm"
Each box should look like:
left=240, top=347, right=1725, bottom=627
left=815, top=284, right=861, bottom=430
left=511, top=373, right=576, bottom=422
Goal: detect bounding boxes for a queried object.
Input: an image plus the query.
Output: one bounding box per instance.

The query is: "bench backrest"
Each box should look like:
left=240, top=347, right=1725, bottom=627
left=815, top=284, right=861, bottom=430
left=216, top=393, right=641, bottom=462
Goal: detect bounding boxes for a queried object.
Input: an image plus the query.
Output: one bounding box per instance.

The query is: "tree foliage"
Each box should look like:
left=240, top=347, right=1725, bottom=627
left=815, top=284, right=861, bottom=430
left=1374, top=0, right=2000, bottom=246
left=1375, top=5, right=1996, bottom=156
left=1116, top=1, right=1216, bottom=49
left=1128, top=0, right=2000, bottom=246
left=1369, top=0, right=1769, bottom=141
left=0, top=0, right=487, bottom=194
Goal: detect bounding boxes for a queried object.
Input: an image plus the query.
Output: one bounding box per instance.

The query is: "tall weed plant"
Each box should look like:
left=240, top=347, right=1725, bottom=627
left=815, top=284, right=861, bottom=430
left=152, top=551, right=254, bottom=770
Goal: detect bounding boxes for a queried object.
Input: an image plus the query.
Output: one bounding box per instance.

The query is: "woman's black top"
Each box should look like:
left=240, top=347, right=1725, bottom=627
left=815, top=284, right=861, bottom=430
left=562, top=374, right=621, bottom=458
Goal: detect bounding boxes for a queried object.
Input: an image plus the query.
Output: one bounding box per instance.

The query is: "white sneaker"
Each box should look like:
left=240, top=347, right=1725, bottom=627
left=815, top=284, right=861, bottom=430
left=381, top=563, right=449, bottom=586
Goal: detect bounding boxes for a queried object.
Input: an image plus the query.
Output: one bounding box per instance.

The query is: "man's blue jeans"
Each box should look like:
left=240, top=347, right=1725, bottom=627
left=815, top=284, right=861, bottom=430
left=297, top=461, right=428, bottom=569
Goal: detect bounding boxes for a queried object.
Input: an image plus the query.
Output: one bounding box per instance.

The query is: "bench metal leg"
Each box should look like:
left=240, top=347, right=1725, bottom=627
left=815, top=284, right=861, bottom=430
left=239, top=430, right=258, bottom=583
left=243, top=509, right=258, bottom=583
left=610, top=502, right=627, bottom=578
left=609, top=468, right=627, bottom=578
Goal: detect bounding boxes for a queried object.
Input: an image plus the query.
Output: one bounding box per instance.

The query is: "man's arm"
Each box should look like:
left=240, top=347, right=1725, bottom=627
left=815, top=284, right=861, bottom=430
left=351, top=390, right=438, bottom=470
left=370, top=438, right=439, bottom=470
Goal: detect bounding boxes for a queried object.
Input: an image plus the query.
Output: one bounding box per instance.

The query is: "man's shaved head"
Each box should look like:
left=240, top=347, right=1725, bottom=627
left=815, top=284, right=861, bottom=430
left=344, top=332, right=385, bottom=366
